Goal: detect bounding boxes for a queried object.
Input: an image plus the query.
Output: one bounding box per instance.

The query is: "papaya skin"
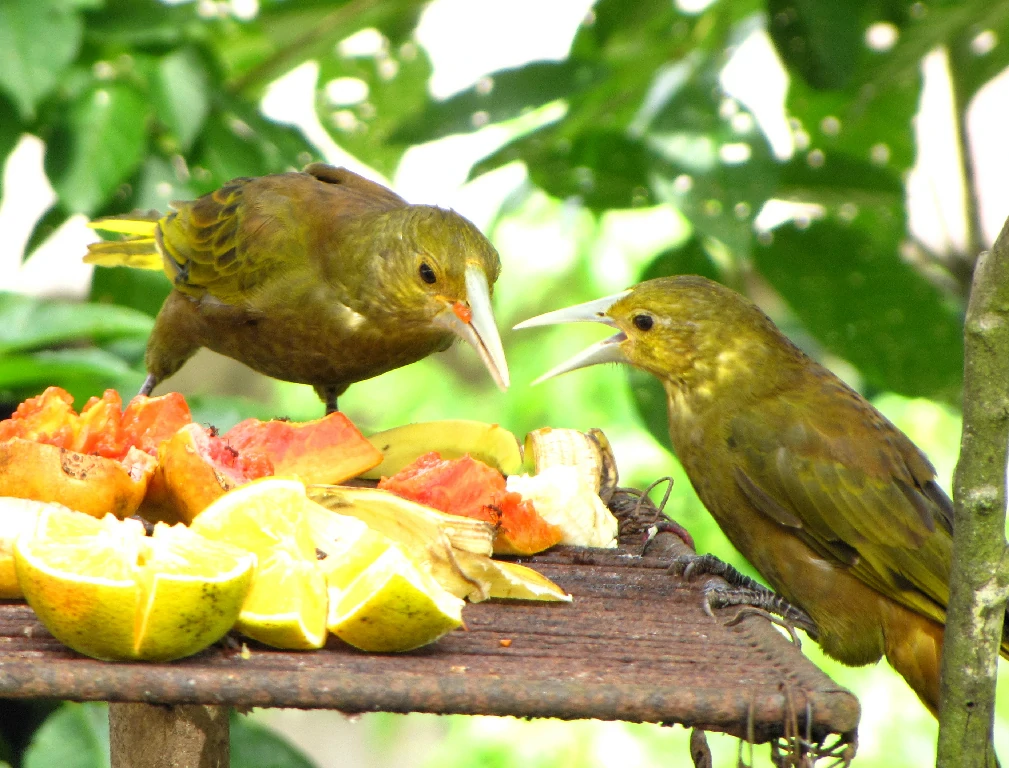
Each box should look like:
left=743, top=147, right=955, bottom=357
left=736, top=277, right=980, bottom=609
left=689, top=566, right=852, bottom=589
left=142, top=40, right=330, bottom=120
left=0, top=439, right=154, bottom=519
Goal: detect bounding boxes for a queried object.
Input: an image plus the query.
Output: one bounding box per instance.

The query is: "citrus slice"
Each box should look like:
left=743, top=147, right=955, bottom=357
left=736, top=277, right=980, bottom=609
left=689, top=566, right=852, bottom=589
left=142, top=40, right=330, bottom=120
left=190, top=477, right=328, bottom=650
left=330, top=545, right=464, bottom=653
left=0, top=497, right=50, bottom=598
left=14, top=506, right=254, bottom=661
left=306, top=505, right=393, bottom=594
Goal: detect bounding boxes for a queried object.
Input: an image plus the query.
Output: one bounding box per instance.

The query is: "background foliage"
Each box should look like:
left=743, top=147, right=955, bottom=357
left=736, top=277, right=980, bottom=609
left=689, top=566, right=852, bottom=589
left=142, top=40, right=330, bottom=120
left=0, top=0, right=1006, bottom=765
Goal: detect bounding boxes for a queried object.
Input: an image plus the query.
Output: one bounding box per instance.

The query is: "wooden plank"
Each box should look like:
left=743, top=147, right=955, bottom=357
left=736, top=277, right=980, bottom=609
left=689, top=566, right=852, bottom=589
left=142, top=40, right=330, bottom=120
left=0, top=546, right=858, bottom=744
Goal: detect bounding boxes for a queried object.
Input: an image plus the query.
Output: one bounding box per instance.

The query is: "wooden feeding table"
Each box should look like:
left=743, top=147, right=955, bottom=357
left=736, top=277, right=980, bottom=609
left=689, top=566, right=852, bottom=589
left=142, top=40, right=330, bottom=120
left=0, top=521, right=859, bottom=768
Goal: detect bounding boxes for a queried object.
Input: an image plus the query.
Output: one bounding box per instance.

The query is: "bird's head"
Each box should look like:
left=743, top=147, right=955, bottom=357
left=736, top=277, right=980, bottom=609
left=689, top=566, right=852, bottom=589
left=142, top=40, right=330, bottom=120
left=372, top=205, right=509, bottom=390
left=516, top=275, right=789, bottom=394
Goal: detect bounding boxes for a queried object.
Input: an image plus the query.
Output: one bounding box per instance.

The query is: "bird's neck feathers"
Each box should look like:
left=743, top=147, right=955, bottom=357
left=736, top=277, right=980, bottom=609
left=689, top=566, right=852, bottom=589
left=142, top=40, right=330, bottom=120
left=661, top=313, right=807, bottom=418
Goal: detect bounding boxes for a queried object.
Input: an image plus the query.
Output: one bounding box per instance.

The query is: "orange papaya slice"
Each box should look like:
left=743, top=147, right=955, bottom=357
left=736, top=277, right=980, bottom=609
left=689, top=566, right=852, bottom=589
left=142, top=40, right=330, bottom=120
left=378, top=452, right=562, bottom=556
left=223, top=412, right=382, bottom=485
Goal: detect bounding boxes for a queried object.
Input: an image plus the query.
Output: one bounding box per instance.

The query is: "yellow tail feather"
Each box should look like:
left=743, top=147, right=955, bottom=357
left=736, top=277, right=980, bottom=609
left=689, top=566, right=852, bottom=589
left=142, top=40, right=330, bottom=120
left=84, top=239, right=163, bottom=270
left=85, top=211, right=164, bottom=270
left=88, top=212, right=161, bottom=237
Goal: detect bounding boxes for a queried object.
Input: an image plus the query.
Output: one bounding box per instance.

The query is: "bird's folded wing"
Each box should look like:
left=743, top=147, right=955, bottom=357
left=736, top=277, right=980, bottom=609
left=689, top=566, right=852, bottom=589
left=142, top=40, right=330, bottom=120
left=159, top=165, right=407, bottom=306
left=727, top=397, right=952, bottom=625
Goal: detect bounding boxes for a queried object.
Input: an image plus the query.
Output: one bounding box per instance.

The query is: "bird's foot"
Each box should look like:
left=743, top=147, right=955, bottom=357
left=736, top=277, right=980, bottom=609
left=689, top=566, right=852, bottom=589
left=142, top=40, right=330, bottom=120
left=669, top=553, right=819, bottom=645
left=771, top=729, right=856, bottom=768
left=608, top=477, right=696, bottom=554
left=644, top=518, right=695, bottom=554
left=139, top=374, right=157, bottom=397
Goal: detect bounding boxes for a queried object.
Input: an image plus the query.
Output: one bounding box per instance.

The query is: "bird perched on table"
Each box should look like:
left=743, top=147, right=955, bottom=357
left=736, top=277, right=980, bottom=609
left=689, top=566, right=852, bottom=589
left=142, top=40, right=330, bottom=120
left=85, top=163, right=509, bottom=413
left=516, top=275, right=999, bottom=717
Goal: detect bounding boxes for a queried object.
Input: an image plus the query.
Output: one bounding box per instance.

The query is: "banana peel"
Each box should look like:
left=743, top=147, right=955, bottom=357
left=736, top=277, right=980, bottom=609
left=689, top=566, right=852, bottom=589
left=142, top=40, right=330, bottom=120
left=516, top=427, right=620, bottom=548
left=306, top=485, right=569, bottom=603
left=362, top=420, right=523, bottom=479
left=453, top=551, right=571, bottom=602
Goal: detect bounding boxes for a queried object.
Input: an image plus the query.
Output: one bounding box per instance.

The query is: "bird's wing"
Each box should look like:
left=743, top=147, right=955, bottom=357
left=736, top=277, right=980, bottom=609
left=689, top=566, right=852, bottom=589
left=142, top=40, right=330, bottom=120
left=726, top=373, right=953, bottom=622
left=158, top=165, right=407, bottom=307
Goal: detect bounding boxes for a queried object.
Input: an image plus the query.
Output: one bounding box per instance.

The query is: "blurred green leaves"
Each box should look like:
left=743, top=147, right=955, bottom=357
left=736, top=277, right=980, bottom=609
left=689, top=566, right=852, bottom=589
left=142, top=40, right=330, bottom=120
left=16, top=703, right=319, bottom=768
left=0, top=1, right=82, bottom=120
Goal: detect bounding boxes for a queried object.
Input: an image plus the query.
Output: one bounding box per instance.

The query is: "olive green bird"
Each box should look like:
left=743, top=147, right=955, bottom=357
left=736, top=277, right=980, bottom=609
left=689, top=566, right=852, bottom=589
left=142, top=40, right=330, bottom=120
left=517, top=275, right=1004, bottom=717
left=85, top=163, right=509, bottom=413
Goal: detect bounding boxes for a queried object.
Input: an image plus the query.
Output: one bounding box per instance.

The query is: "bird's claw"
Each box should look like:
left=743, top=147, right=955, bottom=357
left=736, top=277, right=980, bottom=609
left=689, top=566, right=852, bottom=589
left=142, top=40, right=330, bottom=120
left=771, top=730, right=856, bottom=768
left=669, top=553, right=819, bottom=643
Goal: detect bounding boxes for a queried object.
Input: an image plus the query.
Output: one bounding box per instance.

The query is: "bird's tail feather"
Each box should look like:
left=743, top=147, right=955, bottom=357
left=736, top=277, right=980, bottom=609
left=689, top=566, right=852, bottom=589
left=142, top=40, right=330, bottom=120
left=84, top=213, right=163, bottom=270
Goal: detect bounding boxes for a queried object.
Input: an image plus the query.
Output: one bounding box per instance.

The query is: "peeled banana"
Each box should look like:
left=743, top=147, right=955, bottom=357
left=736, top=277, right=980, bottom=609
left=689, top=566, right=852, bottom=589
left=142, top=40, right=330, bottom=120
left=512, top=427, right=620, bottom=549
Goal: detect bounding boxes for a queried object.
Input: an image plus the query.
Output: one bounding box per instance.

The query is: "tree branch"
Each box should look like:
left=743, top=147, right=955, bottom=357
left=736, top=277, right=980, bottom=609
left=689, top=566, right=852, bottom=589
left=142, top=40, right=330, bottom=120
left=947, top=40, right=985, bottom=285
left=937, top=217, right=1009, bottom=767
left=228, top=0, right=390, bottom=96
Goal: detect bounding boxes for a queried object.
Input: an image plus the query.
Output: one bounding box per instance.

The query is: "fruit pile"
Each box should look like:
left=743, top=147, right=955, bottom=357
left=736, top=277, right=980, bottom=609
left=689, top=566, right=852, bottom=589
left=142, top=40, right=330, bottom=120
left=0, top=387, right=619, bottom=663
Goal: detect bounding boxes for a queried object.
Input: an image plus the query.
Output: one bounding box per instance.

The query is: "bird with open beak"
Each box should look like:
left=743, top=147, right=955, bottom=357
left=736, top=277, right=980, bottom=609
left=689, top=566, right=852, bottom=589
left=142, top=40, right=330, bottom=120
left=516, top=274, right=1002, bottom=719
left=86, top=164, right=509, bottom=413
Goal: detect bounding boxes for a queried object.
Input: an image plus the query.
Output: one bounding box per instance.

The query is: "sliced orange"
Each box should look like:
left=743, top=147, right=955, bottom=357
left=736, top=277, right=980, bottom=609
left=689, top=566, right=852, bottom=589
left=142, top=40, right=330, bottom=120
left=189, top=477, right=328, bottom=650
left=14, top=506, right=254, bottom=661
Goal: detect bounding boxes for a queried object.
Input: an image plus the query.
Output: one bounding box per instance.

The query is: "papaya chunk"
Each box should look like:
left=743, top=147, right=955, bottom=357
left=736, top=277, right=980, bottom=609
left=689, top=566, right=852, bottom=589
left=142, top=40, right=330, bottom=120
left=378, top=452, right=562, bottom=556
left=224, top=412, right=382, bottom=485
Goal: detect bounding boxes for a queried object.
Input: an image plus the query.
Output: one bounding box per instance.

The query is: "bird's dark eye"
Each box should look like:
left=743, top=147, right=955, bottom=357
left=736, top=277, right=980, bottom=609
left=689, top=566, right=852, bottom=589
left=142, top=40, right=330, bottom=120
left=633, top=314, right=654, bottom=331
left=419, top=262, right=437, bottom=284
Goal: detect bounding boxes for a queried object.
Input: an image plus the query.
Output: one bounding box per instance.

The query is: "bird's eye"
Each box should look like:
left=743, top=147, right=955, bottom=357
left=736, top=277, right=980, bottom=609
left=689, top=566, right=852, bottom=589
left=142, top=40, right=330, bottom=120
left=633, top=314, right=654, bottom=331
left=419, top=262, right=437, bottom=284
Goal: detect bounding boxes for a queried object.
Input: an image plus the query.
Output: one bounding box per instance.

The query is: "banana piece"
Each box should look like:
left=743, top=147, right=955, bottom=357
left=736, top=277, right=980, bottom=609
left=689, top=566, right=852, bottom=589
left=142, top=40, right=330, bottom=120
left=362, top=420, right=524, bottom=479
left=587, top=428, right=619, bottom=503
left=524, top=427, right=608, bottom=493
left=308, top=485, right=492, bottom=601
left=453, top=550, right=571, bottom=602
left=307, top=485, right=570, bottom=603
left=514, top=427, right=620, bottom=548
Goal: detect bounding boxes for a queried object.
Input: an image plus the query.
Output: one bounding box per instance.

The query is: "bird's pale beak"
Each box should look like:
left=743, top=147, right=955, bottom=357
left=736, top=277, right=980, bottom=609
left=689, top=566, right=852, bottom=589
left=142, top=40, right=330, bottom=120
left=514, top=291, right=632, bottom=385
left=434, top=264, right=510, bottom=390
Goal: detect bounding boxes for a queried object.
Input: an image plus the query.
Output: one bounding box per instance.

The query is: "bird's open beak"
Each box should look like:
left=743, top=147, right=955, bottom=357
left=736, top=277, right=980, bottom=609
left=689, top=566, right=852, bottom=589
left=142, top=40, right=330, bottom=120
left=434, top=264, right=510, bottom=390
left=514, top=291, right=632, bottom=385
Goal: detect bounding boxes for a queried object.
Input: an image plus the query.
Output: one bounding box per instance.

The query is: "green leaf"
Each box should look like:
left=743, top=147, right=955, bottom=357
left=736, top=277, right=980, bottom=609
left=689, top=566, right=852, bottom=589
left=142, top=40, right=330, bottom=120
left=128, top=155, right=198, bottom=213
left=21, top=206, right=69, bottom=263
left=628, top=367, right=672, bottom=454
left=767, top=0, right=873, bottom=89
left=776, top=152, right=904, bottom=209
left=753, top=211, right=964, bottom=400
left=0, top=292, right=153, bottom=354
left=89, top=265, right=171, bottom=319
left=650, top=128, right=779, bottom=262
left=22, top=703, right=109, bottom=768
left=154, top=48, right=211, bottom=152
left=0, top=0, right=82, bottom=119
left=231, top=713, right=317, bottom=768
left=191, top=106, right=311, bottom=193
left=82, top=0, right=190, bottom=48
left=476, top=126, right=659, bottom=211
left=947, top=4, right=1009, bottom=102
left=316, top=41, right=433, bottom=176
left=0, top=93, right=24, bottom=201
left=227, top=0, right=425, bottom=96
left=0, top=349, right=144, bottom=404
left=640, top=237, right=723, bottom=283
left=46, top=83, right=150, bottom=214
left=393, top=60, right=602, bottom=145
